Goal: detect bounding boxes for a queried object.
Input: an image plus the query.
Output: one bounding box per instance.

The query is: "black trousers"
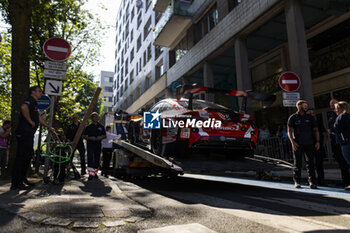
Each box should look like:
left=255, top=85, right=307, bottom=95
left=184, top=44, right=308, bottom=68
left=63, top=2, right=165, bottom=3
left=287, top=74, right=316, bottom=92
left=71, top=142, right=86, bottom=173
left=315, top=146, right=325, bottom=183
left=11, top=135, right=34, bottom=186
left=293, top=144, right=316, bottom=184
left=102, top=148, right=113, bottom=175
left=330, top=136, right=350, bottom=185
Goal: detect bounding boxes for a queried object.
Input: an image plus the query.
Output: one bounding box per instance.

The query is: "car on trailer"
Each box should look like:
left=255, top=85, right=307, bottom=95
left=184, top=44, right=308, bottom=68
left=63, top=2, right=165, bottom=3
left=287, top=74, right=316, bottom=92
left=127, top=84, right=276, bottom=158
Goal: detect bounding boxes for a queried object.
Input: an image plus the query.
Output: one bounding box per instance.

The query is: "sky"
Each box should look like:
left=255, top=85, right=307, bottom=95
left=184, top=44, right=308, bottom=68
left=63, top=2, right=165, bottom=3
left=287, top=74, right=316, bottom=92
left=83, top=0, right=121, bottom=82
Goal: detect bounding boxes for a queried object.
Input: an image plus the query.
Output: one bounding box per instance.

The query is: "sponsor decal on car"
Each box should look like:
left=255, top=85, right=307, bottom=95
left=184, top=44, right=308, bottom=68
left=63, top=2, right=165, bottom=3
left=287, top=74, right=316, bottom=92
left=143, top=111, right=222, bottom=129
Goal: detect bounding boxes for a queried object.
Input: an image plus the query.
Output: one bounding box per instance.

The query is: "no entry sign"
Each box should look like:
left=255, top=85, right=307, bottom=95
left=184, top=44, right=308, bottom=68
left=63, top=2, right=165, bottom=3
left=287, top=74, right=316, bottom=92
left=278, top=72, right=301, bottom=92
left=43, top=37, right=71, bottom=61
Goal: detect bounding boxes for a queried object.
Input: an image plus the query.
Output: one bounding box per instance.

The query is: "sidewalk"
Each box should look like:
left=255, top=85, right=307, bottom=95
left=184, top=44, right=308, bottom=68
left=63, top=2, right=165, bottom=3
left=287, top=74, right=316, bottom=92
left=0, top=175, right=151, bottom=230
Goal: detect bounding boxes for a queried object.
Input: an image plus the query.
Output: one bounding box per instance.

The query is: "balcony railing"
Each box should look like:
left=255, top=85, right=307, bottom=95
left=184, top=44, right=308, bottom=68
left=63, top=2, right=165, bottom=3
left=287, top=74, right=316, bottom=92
left=153, top=0, right=192, bottom=48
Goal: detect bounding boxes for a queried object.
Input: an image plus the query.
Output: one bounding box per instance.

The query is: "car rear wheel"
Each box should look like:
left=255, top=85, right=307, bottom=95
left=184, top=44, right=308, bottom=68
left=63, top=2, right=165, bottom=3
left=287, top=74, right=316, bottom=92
left=151, top=129, right=163, bottom=155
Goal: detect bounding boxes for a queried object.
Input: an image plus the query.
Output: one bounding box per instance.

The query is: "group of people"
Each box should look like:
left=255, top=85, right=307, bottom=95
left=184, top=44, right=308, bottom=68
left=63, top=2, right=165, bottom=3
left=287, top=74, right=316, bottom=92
left=287, top=99, right=350, bottom=191
left=8, top=85, right=125, bottom=190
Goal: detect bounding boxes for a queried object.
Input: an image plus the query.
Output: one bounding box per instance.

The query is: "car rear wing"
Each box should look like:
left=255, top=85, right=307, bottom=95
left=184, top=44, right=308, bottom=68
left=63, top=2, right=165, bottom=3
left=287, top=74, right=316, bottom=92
left=176, top=84, right=276, bottom=112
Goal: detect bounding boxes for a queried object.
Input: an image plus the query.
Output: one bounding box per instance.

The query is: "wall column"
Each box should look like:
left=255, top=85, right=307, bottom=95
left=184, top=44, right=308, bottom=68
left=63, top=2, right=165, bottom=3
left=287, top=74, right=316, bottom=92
left=234, top=38, right=252, bottom=113
left=285, top=0, right=314, bottom=107
left=203, top=61, right=214, bottom=102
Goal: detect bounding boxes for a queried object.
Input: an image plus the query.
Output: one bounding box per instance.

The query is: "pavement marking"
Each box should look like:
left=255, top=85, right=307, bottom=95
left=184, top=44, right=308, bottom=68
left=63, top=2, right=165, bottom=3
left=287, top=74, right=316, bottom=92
left=183, top=174, right=350, bottom=199
left=138, top=223, right=217, bottom=233
left=166, top=192, right=349, bottom=233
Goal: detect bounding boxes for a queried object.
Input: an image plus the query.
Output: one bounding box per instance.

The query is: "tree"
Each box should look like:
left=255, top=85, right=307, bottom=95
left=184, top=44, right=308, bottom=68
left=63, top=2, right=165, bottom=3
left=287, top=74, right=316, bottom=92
left=0, top=0, right=106, bottom=176
left=0, top=32, right=11, bottom=122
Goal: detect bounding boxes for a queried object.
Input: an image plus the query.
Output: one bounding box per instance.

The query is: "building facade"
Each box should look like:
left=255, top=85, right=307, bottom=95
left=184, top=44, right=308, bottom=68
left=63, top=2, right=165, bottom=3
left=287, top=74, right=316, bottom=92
left=100, top=70, right=114, bottom=113
left=114, top=0, right=350, bottom=131
left=113, top=0, right=169, bottom=113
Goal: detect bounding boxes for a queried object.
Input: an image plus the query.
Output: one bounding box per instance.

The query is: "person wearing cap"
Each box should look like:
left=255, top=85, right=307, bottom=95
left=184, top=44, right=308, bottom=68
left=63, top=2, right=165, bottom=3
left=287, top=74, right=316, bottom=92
left=83, top=112, right=106, bottom=181
left=287, top=100, right=320, bottom=189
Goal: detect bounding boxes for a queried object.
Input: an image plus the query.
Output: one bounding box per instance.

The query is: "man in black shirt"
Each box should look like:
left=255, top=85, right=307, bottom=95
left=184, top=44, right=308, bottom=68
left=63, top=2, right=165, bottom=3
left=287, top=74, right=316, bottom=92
left=83, top=112, right=106, bottom=181
left=328, top=99, right=350, bottom=186
left=66, top=114, right=86, bottom=175
left=288, top=100, right=320, bottom=189
left=11, top=86, right=55, bottom=190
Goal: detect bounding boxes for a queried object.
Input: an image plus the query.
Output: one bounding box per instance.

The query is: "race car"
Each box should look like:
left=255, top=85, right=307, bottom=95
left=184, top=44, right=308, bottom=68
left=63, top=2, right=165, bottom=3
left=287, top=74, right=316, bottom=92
left=128, top=84, right=276, bottom=158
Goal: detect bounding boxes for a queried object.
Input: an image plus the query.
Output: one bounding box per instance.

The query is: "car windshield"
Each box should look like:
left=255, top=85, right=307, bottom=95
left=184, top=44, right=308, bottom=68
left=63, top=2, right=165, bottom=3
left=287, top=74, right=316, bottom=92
left=177, top=99, right=229, bottom=110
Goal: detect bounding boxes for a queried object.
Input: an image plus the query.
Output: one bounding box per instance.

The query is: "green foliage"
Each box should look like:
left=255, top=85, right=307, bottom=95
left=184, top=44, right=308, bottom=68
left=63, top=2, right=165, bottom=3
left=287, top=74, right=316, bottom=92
left=0, top=0, right=106, bottom=129
left=0, top=31, right=11, bottom=122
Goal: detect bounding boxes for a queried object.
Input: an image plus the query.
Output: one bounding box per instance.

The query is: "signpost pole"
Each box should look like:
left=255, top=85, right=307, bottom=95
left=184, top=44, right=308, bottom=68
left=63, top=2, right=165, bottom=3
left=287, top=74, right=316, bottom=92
left=43, top=96, right=55, bottom=179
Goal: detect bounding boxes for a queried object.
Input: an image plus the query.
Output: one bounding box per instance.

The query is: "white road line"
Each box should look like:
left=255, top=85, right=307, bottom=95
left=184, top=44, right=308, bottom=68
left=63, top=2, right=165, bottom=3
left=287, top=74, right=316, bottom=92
left=47, top=45, right=68, bottom=53
left=183, top=174, right=350, bottom=199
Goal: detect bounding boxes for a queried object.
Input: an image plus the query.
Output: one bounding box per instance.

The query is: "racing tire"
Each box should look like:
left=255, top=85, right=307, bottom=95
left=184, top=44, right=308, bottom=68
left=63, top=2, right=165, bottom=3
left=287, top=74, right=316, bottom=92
left=128, top=122, right=135, bottom=144
left=151, top=129, right=163, bottom=156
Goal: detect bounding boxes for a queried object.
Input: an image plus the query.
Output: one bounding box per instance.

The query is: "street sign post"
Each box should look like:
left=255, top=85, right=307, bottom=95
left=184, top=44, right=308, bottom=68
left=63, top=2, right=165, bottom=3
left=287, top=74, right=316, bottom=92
left=278, top=72, right=301, bottom=92
left=44, top=69, right=67, bottom=80
left=37, top=95, right=51, bottom=110
left=43, top=37, right=71, bottom=61
left=44, top=60, right=67, bottom=71
left=45, top=79, right=63, bottom=96
left=282, top=92, right=300, bottom=107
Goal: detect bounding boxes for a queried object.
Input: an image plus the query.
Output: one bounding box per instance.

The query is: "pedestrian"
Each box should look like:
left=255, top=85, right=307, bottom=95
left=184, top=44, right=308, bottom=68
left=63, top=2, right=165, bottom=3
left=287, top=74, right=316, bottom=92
left=83, top=112, right=106, bottom=181
left=101, top=126, right=120, bottom=178
left=333, top=101, right=350, bottom=191
left=0, top=120, right=11, bottom=176
left=11, top=86, right=55, bottom=190
left=65, top=113, right=86, bottom=175
left=287, top=100, right=320, bottom=189
left=328, top=99, right=350, bottom=187
left=307, top=108, right=327, bottom=185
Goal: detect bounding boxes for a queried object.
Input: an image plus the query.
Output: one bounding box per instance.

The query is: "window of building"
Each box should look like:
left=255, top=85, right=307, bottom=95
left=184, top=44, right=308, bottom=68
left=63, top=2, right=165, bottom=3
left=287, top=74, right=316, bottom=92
left=125, top=58, right=128, bottom=76
left=120, top=85, right=123, bottom=95
left=144, top=17, right=152, bottom=39
left=125, top=79, right=128, bottom=92
left=136, top=62, right=139, bottom=76
left=108, top=97, right=113, bottom=102
left=125, top=3, right=130, bottom=20
left=251, top=54, right=283, bottom=94
left=137, top=34, right=142, bottom=51
left=130, top=48, right=134, bottom=62
left=155, top=11, right=162, bottom=25
left=125, top=22, right=129, bottom=40
left=131, top=7, right=135, bottom=21
left=147, top=44, right=152, bottom=62
left=137, top=13, right=142, bottom=29
left=145, top=0, right=152, bottom=11
left=143, top=50, right=147, bottom=65
left=130, top=29, right=133, bottom=42
left=136, top=85, right=141, bottom=98
left=109, top=77, right=113, bottom=82
left=145, top=73, right=151, bottom=90
left=139, top=57, right=142, bottom=72
left=130, top=70, right=134, bottom=84
left=155, top=45, right=163, bottom=60
left=121, top=67, right=124, bottom=81
left=104, top=86, right=113, bottom=92
left=195, top=4, right=218, bottom=42
left=155, top=60, right=164, bottom=80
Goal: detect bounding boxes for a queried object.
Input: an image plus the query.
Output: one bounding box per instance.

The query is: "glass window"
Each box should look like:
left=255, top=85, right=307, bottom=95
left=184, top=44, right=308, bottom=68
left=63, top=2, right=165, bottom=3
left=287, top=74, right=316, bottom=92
left=177, top=99, right=229, bottom=110
left=333, top=87, right=350, bottom=102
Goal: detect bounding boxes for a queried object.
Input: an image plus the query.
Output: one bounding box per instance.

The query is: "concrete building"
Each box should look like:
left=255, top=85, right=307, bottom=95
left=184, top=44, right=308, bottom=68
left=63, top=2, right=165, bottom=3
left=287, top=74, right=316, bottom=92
left=100, top=70, right=114, bottom=113
left=114, top=0, right=350, bottom=130
left=113, top=0, right=169, bottom=113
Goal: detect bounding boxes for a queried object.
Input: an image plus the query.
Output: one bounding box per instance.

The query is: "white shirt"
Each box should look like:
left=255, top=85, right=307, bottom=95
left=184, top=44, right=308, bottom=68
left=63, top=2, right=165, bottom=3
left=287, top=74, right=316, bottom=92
left=102, top=131, right=121, bottom=149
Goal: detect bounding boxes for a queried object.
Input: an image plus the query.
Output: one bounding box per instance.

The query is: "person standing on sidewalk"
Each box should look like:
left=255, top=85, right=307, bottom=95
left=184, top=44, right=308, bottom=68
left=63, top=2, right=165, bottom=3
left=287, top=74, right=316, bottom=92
left=328, top=99, right=350, bottom=187
left=307, top=108, right=327, bottom=185
left=0, top=120, right=11, bottom=176
left=66, top=114, right=86, bottom=175
left=334, top=101, right=350, bottom=191
left=83, top=112, right=106, bottom=181
left=11, top=86, right=55, bottom=190
left=101, top=126, right=120, bottom=178
left=287, top=100, right=320, bottom=189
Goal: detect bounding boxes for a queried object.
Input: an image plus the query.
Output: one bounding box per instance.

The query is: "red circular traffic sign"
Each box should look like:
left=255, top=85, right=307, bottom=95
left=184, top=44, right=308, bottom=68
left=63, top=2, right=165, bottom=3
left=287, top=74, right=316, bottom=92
left=43, top=37, right=71, bottom=61
left=278, top=72, right=300, bottom=92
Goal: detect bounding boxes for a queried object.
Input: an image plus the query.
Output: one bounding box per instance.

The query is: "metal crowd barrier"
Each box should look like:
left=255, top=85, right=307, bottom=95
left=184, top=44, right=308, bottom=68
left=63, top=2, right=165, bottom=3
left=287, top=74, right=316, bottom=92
left=255, top=137, right=294, bottom=162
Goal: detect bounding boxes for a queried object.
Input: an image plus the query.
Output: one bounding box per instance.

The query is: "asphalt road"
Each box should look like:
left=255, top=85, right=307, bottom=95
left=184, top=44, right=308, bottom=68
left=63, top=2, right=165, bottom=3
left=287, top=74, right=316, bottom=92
left=114, top=174, right=350, bottom=233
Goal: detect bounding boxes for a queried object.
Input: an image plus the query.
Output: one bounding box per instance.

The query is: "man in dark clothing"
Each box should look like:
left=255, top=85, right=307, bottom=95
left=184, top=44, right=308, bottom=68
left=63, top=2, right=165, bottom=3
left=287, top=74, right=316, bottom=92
left=307, top=108, right=327, bottom=185
left=328, top=99, right=350, bottom=186
left=11, top=86, right=55, bottom=190
left=287, top=100, right=320, bottom=189
left=83, top=112, right=106, bottom=181
left=66, top=114, right=86, bottom=175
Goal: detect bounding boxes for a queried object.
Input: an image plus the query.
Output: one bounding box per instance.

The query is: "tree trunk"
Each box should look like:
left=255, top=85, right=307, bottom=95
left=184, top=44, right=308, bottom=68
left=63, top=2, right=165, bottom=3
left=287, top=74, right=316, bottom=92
left=5, top=0, right=32, bottom=177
